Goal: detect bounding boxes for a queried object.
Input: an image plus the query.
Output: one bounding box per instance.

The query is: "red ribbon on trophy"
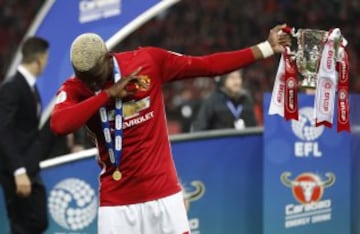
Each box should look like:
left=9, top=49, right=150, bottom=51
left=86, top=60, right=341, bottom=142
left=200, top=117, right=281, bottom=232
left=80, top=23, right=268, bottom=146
left=336, top=45, right=350, bottom=132
left=283, top=48, right=298, bottom=121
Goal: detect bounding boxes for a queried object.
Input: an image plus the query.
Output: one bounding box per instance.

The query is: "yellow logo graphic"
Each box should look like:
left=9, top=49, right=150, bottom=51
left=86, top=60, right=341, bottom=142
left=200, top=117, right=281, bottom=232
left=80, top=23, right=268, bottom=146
left=135, top=75, right=151, bottom=91
left=123, top=97, right=150, bottom=119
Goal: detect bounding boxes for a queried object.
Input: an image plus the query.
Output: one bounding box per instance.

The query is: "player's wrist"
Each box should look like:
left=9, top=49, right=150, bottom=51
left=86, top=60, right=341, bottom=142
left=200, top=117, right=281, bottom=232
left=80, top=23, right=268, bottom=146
left=257, top=41, right=274, bottom=58
left=14, top=167, right=27, bottom=176
left=104, top=88, right=115, bottom=98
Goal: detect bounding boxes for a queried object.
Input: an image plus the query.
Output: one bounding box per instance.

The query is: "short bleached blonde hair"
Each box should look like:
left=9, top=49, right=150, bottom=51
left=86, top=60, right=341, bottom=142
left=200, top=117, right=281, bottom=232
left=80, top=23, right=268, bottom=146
left=70, top=33, right=107, bottom=72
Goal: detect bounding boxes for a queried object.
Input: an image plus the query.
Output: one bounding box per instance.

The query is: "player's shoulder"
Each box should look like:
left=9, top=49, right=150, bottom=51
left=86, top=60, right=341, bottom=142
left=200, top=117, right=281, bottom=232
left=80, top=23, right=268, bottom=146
left=57, top=77, right=93, bottom=101
left=60, top=77, right=88, bottom=91
left=139, top=46, right=179, bottom=55
left=63, top=76, right=83, bottom=86
left=134, top=46, right=175, bottom=56
left=137, top=47, right=185, bottom=60
left=114, top=46, right=163, bottom=56
left=113, top=47, right=166, bottom=63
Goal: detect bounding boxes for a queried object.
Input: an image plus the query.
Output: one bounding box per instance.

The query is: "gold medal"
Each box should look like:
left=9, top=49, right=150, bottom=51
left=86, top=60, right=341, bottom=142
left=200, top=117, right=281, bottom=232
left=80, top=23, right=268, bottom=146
left=112, top=169, right=122, bottom=181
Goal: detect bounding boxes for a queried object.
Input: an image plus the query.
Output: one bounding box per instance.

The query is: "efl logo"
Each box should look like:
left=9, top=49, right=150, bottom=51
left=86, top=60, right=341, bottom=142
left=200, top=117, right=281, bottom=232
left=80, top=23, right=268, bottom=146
left=291, top=107, right=324, bottom=157
left=281, top=172, right=335, bottom=204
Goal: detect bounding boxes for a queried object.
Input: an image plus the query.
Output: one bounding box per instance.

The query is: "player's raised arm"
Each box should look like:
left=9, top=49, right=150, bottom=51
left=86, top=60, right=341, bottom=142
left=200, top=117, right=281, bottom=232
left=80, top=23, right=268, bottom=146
left=149, top=24, right=291, bottom=82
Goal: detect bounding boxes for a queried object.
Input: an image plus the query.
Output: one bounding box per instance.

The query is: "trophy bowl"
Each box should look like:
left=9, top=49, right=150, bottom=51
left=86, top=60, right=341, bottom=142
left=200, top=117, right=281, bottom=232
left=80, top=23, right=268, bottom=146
left=293, top=29, right=328, bottom=89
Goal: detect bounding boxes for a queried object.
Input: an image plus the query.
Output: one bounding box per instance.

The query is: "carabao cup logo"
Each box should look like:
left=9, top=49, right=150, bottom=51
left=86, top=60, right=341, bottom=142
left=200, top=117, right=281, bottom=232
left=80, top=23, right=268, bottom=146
left=291, top=107, right=324, bottom=141
left=48, top=178, right=97, bottom=230
left=281, top=172, right=335, bottom=204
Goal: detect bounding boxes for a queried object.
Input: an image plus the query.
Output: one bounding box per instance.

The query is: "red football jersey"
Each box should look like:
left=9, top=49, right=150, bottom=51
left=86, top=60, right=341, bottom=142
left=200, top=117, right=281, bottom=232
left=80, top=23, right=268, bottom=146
left=51, top=47, right=255, bottom=206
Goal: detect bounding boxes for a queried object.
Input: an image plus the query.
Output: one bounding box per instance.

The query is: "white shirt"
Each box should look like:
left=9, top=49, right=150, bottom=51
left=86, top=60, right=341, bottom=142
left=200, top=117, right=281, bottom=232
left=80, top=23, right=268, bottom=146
left=18, top=65, right=36, bottom=89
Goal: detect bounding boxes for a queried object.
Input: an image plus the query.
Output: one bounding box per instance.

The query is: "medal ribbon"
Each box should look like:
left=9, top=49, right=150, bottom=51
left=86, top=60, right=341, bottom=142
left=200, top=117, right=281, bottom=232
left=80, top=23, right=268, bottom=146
left=336, top=44, right=350, bottom=132
left=226, top=100, right=243, bottom=119
left=99, top=57, right=123, bottom=169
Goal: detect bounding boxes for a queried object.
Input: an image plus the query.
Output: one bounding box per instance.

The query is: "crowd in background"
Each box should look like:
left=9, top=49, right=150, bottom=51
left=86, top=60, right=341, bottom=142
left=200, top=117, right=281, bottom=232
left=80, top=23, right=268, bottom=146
left=0, top=0, right=43, bottom=79
left=1, top=0, right=360, bottom=135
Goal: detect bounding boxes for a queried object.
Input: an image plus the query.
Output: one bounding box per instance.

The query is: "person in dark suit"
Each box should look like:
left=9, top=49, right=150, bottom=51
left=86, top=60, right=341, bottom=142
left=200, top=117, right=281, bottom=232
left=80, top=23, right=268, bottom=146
left=191, top=69, right=258, bottom=131
left=0, top=37, right=56, bottom=234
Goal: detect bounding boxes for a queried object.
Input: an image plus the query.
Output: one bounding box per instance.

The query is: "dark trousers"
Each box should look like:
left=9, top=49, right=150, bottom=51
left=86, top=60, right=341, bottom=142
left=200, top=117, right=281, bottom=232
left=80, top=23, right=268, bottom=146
left=0, top=176, right=48, bottom=234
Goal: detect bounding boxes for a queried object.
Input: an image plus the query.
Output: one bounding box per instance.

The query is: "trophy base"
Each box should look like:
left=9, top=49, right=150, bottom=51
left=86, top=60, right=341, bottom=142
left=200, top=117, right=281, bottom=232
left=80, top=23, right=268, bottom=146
left=300, top=85, right=316, bottom=90
left=300, top=79, right=316, bottom=89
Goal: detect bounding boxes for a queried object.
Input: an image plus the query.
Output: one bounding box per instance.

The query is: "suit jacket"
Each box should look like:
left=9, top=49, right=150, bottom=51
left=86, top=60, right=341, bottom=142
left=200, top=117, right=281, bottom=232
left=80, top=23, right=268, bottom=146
left=192, top=88, right=258, bottom=131
left=0, top=72, right=55, bottom=181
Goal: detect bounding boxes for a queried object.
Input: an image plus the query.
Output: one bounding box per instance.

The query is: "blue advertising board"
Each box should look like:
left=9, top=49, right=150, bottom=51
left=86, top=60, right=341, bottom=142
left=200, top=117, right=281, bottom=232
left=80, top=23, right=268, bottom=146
left=0, top=150, right=101, bottom=234
left=263, top=93, right=353, bottom=234
left=350, top=94, right=360, bottom=234
left=0, top=131, right=264, bottom=234
left=172, top=133, right=263, bottom=234
left=42, top=155, right=101, bottom=233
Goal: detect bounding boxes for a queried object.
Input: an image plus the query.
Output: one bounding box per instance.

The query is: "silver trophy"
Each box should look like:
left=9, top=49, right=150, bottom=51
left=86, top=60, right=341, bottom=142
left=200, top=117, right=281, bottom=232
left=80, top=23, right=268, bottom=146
left=290, top=29, right=328, bottom=88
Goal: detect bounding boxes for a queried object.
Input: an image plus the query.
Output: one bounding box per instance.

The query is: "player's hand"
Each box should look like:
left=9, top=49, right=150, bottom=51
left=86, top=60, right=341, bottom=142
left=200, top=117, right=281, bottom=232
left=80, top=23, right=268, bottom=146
left=267, top=24, right=291, bottom=53
left=14, top=173, right=31, bottom=197
left=105, top=67, right=143, bottom=98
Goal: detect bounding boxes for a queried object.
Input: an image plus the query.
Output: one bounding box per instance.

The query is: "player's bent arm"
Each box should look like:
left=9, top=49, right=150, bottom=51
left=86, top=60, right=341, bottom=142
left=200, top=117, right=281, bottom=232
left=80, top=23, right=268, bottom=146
left=51, top=91, right=109, bottom=135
